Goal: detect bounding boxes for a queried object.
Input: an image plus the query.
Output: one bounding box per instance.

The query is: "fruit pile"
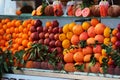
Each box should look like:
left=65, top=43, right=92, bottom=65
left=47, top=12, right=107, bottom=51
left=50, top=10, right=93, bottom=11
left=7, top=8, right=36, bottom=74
left=0, top=18, right=34, bottom=53
left=0, top=17, right=120, bottom=75
left=62, top=18, right=120, bottom=75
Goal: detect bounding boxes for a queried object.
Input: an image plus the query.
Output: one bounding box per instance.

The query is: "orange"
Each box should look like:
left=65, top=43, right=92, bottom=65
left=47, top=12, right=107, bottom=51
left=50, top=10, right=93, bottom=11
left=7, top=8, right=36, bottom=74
left=27, top=42, right=32, bottom=48
left=64, top=52, right=74, bottom=63
left=45, top=21, right=52, bottom=28
left=112, top=28, right=118, bottom=36
left=22, top=34, right=28, bottom=39
left=111, top=36, right=117, bottom=44
left=25, top=61, right=33, bottom=68
left=10, top=27, right=14, bottom=33
left=16, top=10, right=22, bottom=16
left=15, top=20, right=21, bottom=27
left=3, top=24, right=7, bottom=30
left=11, top=19, right=17, bottom=27
left=68, top=22, right=76, bottom=31
left=17, top=38, right=22, bottom=44
left=90, top=18, right=100, bottom=27
left=66, top=32, right=73, bottom=40
left=0, top=23, right=3, bottom=29
left=83, top=54, right=92, bottom=62
left=6, top=22, right=12, bottom=28
left=63, top=24, right=69, bottom=34
left=22, top=20, right=28, bottom=27
left=14, top=28, right=19, bottom=33
left=18, top=46, right=24, bottom=51
left=13, top=43, right=19, bottom=50
left=23, top=28, right=28, bottom=33
left=27, top=24, right=32, bottom=30
left=18, top=25, right=23, bottom=32
left=0, top=40, right=5, bottom=46
left=0, top=29, right=5, bottom=35
left=82, top=21, right=91, bottom=30
left=59, top=33, right=66, bottom=41
left=22, top=39, right=28, bottom=47
left=6, top=29, right=11, bottom=34
left=18, top=33, right=23, bottom=38
left=4, top=18, right=11, bottom=23
left=73, top=51, right=84, bottom=62
left=5, top=34, right=11, bottom=41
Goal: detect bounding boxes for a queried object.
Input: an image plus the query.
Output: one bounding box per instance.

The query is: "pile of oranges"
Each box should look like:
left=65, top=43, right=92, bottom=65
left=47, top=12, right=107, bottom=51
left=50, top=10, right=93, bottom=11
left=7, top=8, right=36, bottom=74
left=0, top=18, right=34, bottom=54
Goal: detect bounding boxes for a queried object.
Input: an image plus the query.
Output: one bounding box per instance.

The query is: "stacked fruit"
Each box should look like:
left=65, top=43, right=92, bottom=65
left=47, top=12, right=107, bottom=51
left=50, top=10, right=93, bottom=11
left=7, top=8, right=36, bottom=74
left=62, top=18, right=120, bottom=74
left=0, top=18, right=34, bottom=54
left=28, top=19, right=64, bottom=70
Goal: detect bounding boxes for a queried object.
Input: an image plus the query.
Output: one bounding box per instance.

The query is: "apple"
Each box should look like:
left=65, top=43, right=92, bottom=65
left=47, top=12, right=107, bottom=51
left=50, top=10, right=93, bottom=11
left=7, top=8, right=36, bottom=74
left=54, top=34, right=59, bottom=40
left=45, top=33, right=49, bottom=38
left=30, top=32, right=39, bottom=41
left=49, top=40, right=55, bottom=47
left=38, top=39, right=44, bottom=44
left=59, top=27, right=63, bottom=33
left=37, top=26, right=43, bottom=33
left=48, top=63, right=55, bottom=70
left=34, top=19, right=42, bottom=27
left=55, top=40, right=62, bottom=47
left=48, top=27, right=53, bottom=33
left=52, top=27, right=59, bottom=34
left=30, top=26, right=37, bottom=33
left=33, top=61, right=41, bottom=69
left=52, top=20, right=59, bottom=27
left=39, top=32, right=45, bottom=39
left=44, top=38, right=50, bottom=45
left=55, top=47, right=63, bottom=53
left=49, top=33, right=55, bottom=40
left=43, top=27, right=48, bottom=33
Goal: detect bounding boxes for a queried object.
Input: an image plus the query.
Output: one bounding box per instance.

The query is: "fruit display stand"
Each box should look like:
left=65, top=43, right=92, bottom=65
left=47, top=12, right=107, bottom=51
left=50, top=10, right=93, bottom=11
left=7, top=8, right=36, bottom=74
left=0, top=14, right=120, bottom=80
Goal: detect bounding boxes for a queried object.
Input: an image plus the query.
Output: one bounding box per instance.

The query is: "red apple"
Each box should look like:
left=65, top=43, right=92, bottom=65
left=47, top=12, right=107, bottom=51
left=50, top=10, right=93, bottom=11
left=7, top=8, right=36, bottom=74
left=54, top=34, right=59, bottom=40
left=37, top=26, right=43, bottom=33
left=43, top=27, right=48, bottom=33
left=39, top=32, right=45, bottom=39
left=52, top=27, right=59, bottom=34
left=48, top=27, right=53, bottom=33
left=30, top=32, right=39, bottom=41
left=44, top=38, right=50, bottom=45
left=49, top=33, right=55, bottom=40
left=55, top=40, right=62, bottom=47
left=34, top=19, right=42, bottom=27
left=38, top=39, right=44, bottom=44
left=55, top=47, right=63, bottom=53
left=49, top=40, right=55, bottom=47
left=52, top=20, right=59, bottom=27
left=30, top=26, right=37, bottom=33
left=45, top=33, right=49, bottom=38
left=59, top=27, right=63, bottom=33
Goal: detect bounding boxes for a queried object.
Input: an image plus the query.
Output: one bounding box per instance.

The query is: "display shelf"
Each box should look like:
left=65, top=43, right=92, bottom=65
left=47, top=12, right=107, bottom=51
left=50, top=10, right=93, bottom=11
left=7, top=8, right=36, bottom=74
left=6, top=68, right=119, bottom=80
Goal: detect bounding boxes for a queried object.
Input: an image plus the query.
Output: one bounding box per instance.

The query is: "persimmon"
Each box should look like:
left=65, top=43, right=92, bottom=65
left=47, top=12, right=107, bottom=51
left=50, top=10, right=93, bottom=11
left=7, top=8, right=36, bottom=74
left=93, top=45, right=102, bottom=53
left=64, top=52, right=74, bottom=63
left=64, top=63, right=76, bottom=72
left=95, top=35, right=104, bottom=43
left=87, top=26, right=96, bottom=37
left=73, top=51, right=84, bottom=62
left=71, top=35, right=79, bottom=45
left=82, top=46, right=93, bottom=55
left=94, top=23, right=106, bottom=35
left=84, top=54, right=92, bottom=62
left=90, top=18, right=100, bottom=27
left=90, top=62, right=100, bottom=73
